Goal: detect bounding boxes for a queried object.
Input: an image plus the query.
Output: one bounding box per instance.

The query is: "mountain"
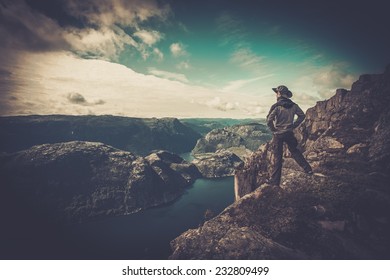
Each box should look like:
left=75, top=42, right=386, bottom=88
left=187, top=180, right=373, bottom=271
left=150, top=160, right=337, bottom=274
left=170, top=66, right=390, bottom=259
left=188, top=123, right=271, bottom=178
left=192, top=150, right=243, bottom=178
left=0, top=115, right=201, bottom=156
left=0, top=141, right=201, bottom=225
left=180, top=118, right=266, bottom=135
left=192, top=123, right=271, bottom=158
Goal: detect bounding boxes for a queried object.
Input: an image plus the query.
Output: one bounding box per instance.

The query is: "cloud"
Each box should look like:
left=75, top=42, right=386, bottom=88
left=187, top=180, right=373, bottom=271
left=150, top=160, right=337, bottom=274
left=230, top=48, right=264, bottom=70
left=62, top=0, right=171, bottom=60
left=66, top=92, right=105, bottom=106
left=313, top=64, right=355, bottom=91
left=215, top=12, right=266, bottom=74
left=64, top=0, right=171, bottom=28
left=148, top=68, right=188, bottom=83
left=215, top=12, right=247, bottom=46
left=176, top=61, right=191, bottom=70
left=153, top=48, right=164, bottom=61
left=170, top=43, right=187, bottom=57
left=0, top=0, right=171, bottom=60
left=206, top=97, right=238, bottom=112
left=0, top=0, right=69, bottom=52
left=134, top=30, right=164, bottom=46
left=63, top=26, right=138, bottom=60
left=67, top=92, right=87, bottom=104
left=221, top=75, right=274, bottom=93
left=291, top=62, right=358, bottom=102
left=0, top=50, right=267, bottom=118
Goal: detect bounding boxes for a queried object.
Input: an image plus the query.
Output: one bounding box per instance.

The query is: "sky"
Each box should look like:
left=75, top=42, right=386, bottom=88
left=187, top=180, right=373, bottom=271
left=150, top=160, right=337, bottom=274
left=1, top=0, right=389, bottom=118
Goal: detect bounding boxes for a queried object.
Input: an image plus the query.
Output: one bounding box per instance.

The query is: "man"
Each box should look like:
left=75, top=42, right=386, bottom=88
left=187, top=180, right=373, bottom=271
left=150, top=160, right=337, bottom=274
left=266, top=85, right=313, bottom=187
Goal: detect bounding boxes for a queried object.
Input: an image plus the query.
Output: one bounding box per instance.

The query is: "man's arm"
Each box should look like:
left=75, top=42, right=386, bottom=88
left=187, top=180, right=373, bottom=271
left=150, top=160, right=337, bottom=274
left=266, top=107, right=278, bottom=132
left=293, top=104, right=305, bottom=128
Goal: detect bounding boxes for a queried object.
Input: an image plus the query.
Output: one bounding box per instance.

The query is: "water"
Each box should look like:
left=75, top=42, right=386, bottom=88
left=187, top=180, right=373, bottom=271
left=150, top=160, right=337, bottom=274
left=64, top=176, right=234, bottom=259
left=179, top=152, right=195, bottom=162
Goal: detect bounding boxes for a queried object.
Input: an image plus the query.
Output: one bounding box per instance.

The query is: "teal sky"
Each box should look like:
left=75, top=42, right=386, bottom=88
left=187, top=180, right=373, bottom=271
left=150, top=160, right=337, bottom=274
left=1, top=0, right=389, bottom=118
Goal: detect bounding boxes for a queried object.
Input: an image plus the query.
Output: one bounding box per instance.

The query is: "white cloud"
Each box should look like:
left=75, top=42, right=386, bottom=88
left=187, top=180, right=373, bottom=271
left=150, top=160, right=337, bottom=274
left=230, top=48, right=264, bottom=70
left=65, top=0, right=171, bottom=28
left=215, top=12, right=246, bottom=46
left=206, top=97, right=238, bottom=111
left=0, top=51, right=270, bottom=118
left=63, top=0, right=170, bottom=60
left=177, top=61, right=191, bottom=70
left=221, top=75, right=274, bottom=93
left=291, top=62, right=358, bottom=102
left=148, top=68, right=189, bottom=83
left=1, top=0, right=171, bottom=61
left=153, top=48, right=164, bottom=61
left=63, top=26, right=138, bottom=60
left=170, top=43, right=187, bottom=57
left=313, top=64, right=355, bottom=94
left=134, top=30, right=164, bottom=46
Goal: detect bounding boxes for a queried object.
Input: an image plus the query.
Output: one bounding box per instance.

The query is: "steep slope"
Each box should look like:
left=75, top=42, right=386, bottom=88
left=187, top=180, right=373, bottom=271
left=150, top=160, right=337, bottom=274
left=170, top=66, right=390, bottom=259
left=0, top=115, right=201, bottom=156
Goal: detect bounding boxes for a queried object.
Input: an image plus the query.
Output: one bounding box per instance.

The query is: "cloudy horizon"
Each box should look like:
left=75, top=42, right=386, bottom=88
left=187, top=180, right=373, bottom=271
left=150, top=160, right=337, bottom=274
left=1, top=0, right=389, bottom=118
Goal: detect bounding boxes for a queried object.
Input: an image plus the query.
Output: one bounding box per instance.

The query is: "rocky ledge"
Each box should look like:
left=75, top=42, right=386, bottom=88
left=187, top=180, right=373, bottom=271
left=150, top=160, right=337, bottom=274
left=0, top=141, right=201, bottom=224
left=170, top=66, right=390, bottom=259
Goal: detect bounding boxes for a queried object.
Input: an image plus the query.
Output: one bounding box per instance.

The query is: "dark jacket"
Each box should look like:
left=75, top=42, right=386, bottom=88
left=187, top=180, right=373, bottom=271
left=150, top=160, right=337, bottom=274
left=266, top=97, right=305, bottom=134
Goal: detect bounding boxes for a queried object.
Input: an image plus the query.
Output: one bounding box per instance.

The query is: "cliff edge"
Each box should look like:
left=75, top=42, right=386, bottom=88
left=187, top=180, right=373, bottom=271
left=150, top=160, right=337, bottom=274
left=170, top=66, right=390, bottom=259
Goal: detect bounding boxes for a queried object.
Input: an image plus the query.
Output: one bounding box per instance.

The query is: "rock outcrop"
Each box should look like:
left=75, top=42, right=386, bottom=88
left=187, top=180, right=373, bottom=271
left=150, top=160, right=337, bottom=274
left=192, top=123, right=271, bottom=159
left=170, top=66, right=390, bottom=259
left=192, top=150, right=243, bottom=178
left=0, top=115, right=201, bottom=156
left=0, top=141, right=201, bottom=224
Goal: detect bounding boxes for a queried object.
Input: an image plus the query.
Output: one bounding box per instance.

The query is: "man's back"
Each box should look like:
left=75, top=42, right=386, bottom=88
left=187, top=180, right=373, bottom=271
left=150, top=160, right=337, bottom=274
left=267, top=98, right=305, bottom=134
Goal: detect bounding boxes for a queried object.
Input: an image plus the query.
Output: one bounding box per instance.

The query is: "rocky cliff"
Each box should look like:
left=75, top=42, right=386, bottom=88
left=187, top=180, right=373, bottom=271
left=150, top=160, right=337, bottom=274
left=0, top=115, right=201, bottom=156
left=170, top=66, right=390, bottom=259
left=0, top=141, right=201, bottom=224
left=192, top=150, right=243, bottom=178
left=192, top=123, right=271, bottom=159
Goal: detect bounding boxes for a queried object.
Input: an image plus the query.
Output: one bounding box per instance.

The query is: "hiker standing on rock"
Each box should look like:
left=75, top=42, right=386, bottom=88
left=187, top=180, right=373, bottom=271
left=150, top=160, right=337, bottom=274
left=266, top=85, right=313, bottom=187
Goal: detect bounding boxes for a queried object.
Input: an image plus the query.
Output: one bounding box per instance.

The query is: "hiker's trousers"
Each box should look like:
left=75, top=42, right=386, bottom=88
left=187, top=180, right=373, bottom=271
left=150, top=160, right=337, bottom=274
left=270, top=131, right=312, bottom=186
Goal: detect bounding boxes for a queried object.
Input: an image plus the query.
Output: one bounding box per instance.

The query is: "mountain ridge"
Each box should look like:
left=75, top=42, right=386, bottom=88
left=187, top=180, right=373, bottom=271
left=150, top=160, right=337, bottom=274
left=0, top=114, right=201, bottom=156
